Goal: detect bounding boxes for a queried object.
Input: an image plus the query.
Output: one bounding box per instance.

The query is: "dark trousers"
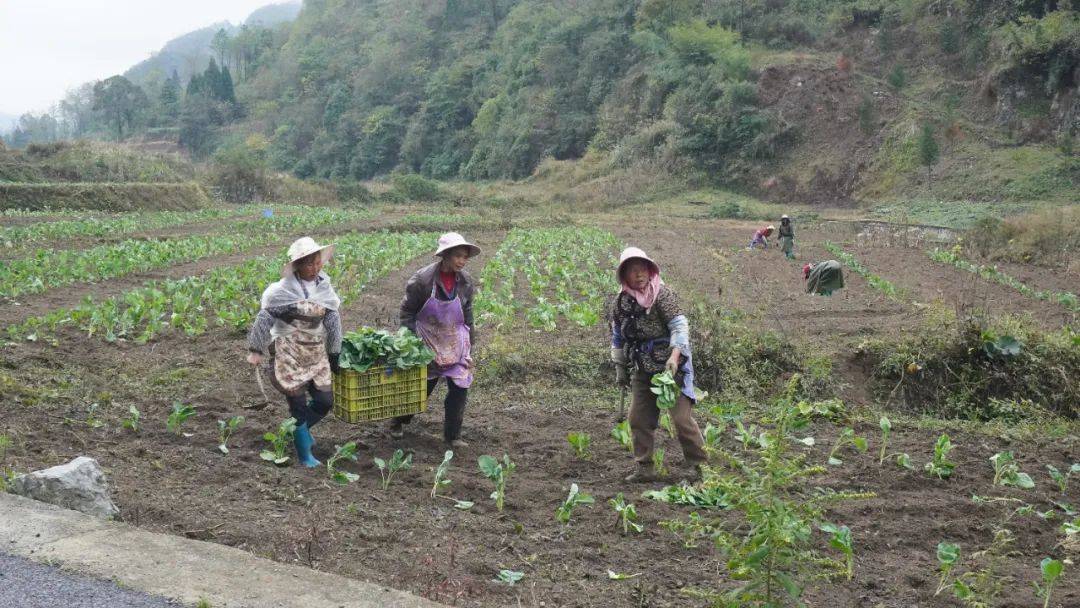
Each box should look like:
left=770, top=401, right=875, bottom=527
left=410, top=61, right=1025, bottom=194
left=393, top=377, right=467, bottom=441
left=286, top=381, right=333, bottom=428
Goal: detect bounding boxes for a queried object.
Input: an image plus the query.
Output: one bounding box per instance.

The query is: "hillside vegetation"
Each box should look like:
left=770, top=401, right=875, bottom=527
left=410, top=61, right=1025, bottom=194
left=3, top=0, right=1077, bottom=207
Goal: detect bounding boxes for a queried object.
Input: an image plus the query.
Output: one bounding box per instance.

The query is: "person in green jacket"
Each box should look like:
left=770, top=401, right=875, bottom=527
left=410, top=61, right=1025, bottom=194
left=777, top=215, right=795, bottom=259
left=803, top=261, right=844, bottom=296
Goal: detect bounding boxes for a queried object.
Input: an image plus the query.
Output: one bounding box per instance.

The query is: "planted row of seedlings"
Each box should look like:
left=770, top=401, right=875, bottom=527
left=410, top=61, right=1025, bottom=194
left=7, top=231, right=435, bottom=344
left=823, top=241, right=904, bottom=300
left=928, top=246, right=1080, bottom=313
left=0, top=207, right=371, bottom=299
left=475, top=227, right=620, bottom=330
left=0, top=205, right=298, bottom=248
left=628, top=378, right=1077, bottom=606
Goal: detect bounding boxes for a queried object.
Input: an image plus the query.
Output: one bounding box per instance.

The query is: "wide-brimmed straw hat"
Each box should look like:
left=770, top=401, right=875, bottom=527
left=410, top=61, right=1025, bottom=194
left=282, top=237, right=335, bottom=278
left=434, top=232, right=482, bottom=258
left=616, top=247, right=659, bottom=280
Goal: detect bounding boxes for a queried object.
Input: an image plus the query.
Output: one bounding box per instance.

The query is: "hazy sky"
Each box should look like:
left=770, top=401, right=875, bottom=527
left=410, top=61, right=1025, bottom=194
left=0, top=0, right=277, bottom=117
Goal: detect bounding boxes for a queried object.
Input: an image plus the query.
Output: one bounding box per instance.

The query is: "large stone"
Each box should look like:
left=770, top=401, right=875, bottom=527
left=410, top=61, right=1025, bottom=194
left=9, top=456, right=119, bottom=519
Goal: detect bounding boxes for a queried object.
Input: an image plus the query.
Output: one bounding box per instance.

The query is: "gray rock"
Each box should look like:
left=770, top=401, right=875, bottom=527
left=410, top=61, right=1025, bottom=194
left=9, top=457, right=119, bottom=519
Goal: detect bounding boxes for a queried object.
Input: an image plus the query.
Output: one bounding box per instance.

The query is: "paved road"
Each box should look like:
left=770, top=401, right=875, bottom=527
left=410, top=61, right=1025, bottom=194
left=0, top=552, right=183, bottom=608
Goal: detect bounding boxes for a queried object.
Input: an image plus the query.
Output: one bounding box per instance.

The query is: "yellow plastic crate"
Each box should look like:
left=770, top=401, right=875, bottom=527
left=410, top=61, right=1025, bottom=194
left=332, top=364, right=427, bottom=423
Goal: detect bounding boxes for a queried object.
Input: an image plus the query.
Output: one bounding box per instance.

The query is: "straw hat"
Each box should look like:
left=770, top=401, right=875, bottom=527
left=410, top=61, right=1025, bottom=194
left=282, top=237, right=335, bottom=278
left=434, top=232, right=482, bottom=258
left=616, top=246, right=659, bottom=280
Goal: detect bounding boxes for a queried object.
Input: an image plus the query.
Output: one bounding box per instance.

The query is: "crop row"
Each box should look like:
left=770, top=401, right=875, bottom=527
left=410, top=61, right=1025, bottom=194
left=8, top=231, right=435, bottom=344
left=0, top=205, right=301, bottom=248
left=823, top=242, right=904, bottom=300
left=0, top=207, right=371, bottom=299
left=476, top=227, right=620, bottom=330
left=928, top=247, right=1079, bottom=313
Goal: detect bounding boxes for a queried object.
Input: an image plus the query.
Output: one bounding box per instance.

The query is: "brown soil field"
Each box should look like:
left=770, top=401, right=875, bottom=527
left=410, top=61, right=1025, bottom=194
left=1, top=215, right=1076, bottom=608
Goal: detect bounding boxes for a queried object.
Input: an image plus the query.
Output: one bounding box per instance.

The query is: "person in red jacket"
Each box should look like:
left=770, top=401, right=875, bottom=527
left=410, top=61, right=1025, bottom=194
left=748, top=225, right=775, bottom=249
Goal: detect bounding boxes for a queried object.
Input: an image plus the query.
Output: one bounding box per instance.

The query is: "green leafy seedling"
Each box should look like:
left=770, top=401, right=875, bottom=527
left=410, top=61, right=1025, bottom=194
left=567, top=432, right=591, bottom=459
left=493, top=569, right=523, bottom=586
left=650, top=371, right=678, bottom=410
left=431, top=450, right=453, bottom=499
left=1046, top=463, right=1080, bottom=494
left=327, top=441, right=360, bottom=484
left=611, top=493, right=643, bottom=535
left=260, top=417, right=297, bottom=465
left=990, top=451, right=1034, bottom=489
left=374, top=449, right=412, bottom=490
left=166, top=401, right=196, bottom=435
left=0, top=435, right=11, bottom=462
left=85, top=403, right=105, bottom=428
left=216, top=415, right=244, bottom=454
left=925, top=434, right=955, bottom=479
left=936, top=542, right=960, bottom=595
left=896, top=453, right=915, bottom=470
left=122, top=405, right=141, bottom=432
left=478, top=454, right=516, bottom=511
left=878, top=416, right=891, bottom=465
left=652, top=447, right=667, bottom=477
left=702, top=422, right=725, bottom=451
left=659, top=412, right=675, bottom=438
left=555, top=483, right=594, bottom=524
left=827, top=427, right=867, bottom=466
left=1034, top=557, right=1063, bottom=608
left=611, top=420, right=632, bottom=452
left=820, top=522, right=854, bottom=580
left=733, top=419, right=759, bottom=450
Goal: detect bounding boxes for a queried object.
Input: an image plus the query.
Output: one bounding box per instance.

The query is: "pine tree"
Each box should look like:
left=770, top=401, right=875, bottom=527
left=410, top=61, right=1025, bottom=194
left=918, top=123, right=940, bottom=187
left=219, top=65, right=237, bottom=105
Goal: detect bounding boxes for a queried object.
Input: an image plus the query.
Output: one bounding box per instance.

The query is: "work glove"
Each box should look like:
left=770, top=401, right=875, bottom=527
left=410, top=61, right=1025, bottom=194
left=611, top=347, right=630, bottom=388
left=328, top=352, right=341, bottom=374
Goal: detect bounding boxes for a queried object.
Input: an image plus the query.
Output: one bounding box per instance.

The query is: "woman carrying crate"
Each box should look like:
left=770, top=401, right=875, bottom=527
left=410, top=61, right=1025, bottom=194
left=246, top=237, right=342, bottom=468
left=609, top=247, right=707, bottom=482
left=389, top=232, right=480, bottom=448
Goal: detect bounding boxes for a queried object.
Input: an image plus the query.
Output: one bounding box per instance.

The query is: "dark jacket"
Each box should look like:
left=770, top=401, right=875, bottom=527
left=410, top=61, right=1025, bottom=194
left=400, top=261, right=476, bottom=343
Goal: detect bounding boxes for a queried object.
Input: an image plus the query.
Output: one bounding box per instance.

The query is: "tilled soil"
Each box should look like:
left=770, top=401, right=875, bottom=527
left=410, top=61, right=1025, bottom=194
left=1, top=218, right=1077, bottom=608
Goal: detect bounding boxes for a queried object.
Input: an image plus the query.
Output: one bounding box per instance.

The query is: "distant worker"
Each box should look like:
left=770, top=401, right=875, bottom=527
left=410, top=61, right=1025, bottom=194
left=748, top=225, right=774, bottom=250
left=804, top=260, right=844, bottom=296
left=777, top=215, right=795, bottom=259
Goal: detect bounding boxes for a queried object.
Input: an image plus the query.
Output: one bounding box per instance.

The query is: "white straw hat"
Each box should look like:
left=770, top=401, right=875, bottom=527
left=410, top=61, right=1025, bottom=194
left=282, top=237, right=335, bottom=278
left=434, top=232, right=482, bottom=258
left=616, top=246, right=659, bottom=280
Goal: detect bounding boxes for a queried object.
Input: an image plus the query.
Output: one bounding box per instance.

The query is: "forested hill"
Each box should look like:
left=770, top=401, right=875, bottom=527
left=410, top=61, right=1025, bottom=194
left=5, top=1, right=1078, bottom=205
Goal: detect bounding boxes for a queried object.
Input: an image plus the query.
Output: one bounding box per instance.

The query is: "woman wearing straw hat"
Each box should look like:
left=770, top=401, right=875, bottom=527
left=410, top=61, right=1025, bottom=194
left=246, top=237, right=342, bottom=467
left=390, top=232, right=480, bottom=447
left=610, top=247, right=706, bottom=482
left=777, top=214, right=796, bottom=259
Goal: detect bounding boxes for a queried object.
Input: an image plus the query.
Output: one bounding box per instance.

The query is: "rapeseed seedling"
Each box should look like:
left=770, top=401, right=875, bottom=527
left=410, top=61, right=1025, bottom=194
left=260, top=417, right=297, bottom=465
left=374, top=449, right=412, bottom=490
left=478, top=454, right=516, bottom=511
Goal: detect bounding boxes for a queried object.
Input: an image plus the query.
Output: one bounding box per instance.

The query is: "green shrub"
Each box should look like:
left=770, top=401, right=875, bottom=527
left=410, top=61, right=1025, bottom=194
left=859, top=312, right=1079, bottom=420
left=708, top=200, right=745, bottom=219
left=390, top=173, right=446, bottom=202
left=887, top=64, right=907, bottom=91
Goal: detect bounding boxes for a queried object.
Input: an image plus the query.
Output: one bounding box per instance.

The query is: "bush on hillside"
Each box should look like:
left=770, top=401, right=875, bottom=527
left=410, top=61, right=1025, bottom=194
left=963, top=206, right=1079, bottom=264
left=859, top=311, right=1079, bottom=420
left=390, top=173, right=446, bottom=202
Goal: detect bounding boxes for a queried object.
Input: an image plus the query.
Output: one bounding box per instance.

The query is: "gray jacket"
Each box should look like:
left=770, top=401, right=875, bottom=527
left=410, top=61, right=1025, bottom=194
left=399, top=261, right=475, bottom=343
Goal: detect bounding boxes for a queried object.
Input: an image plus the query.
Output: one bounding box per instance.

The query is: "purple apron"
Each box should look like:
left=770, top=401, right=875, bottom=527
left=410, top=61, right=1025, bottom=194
left=415, top=281, right=473, bottom=388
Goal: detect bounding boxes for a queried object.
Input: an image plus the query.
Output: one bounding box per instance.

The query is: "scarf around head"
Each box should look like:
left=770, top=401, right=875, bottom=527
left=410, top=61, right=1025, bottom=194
left=620, top=264, right=663, bottom=310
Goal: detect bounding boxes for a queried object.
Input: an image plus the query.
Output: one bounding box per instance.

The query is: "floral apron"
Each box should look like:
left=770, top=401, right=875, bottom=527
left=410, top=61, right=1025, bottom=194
left=268, top=298, right=332, bottom=396
left=415, top=282, right=473, bottom=388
